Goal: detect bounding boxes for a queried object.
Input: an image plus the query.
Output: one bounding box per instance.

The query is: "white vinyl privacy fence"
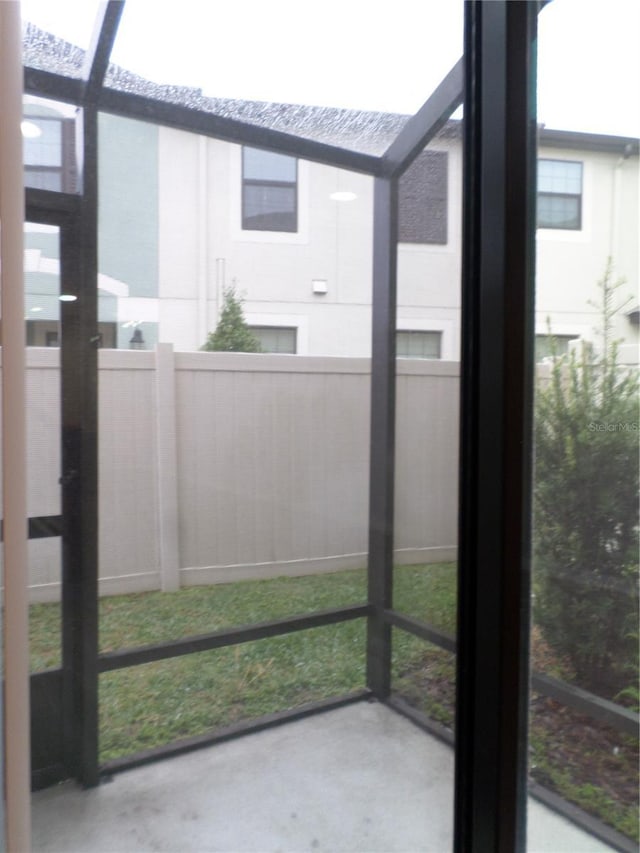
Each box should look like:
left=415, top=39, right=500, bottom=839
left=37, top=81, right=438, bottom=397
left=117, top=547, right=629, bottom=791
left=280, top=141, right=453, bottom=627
left=20, top=346, right=459, bottom=602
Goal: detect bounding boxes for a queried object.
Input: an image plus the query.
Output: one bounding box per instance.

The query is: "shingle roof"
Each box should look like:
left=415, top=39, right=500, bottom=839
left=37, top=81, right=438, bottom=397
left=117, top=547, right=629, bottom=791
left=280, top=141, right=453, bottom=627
left=22, top=23, right=459, bottom=155
left=23, top=22, right=84, bottom=77
left=106, top=59, right=414, bottom=155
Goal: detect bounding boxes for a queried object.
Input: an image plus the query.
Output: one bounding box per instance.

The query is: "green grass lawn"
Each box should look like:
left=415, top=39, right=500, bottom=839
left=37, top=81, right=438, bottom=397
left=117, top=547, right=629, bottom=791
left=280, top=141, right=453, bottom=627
left=29, top=561, right=637, bottom=841
left=29, top=562, right=456, bottom=761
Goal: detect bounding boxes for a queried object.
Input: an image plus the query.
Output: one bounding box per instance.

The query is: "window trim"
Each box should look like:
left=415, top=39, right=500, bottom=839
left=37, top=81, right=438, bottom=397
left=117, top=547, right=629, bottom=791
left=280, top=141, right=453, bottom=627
left=537, top=158, right=583, bottom=231
left=23, top=114, right=78, bottom=194
left=231, top=147, right=309, bottom=246
left=396, top=329, right=442, bottom=359
left=241, top=146, right=298, bottom=234
left=245, top=313, right=309, bottom=354
left=249, top=324, right=298, bottom=354
left=26, top=318, right=118, bottom=348
left=534, top=333, right=579, bottom=362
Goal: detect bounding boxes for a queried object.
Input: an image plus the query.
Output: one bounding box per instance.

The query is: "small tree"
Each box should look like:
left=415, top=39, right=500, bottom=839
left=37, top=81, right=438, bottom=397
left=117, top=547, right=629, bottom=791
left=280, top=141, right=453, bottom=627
left=201, top=286, right=261, bottom=353
left=533, top=261, right=639, bottom=698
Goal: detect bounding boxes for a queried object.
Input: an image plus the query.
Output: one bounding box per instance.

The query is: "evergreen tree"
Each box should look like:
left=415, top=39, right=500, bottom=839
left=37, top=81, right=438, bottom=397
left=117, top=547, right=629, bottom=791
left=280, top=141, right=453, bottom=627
left=533, top=260, right=639, bottom=698
left=201, top=286, right=261, bottom=353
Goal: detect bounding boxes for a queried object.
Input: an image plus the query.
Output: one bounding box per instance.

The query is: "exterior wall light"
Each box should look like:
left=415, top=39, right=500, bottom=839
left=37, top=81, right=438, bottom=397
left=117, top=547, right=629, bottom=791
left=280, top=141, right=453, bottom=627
left=129, top=327, right=145, bottom=349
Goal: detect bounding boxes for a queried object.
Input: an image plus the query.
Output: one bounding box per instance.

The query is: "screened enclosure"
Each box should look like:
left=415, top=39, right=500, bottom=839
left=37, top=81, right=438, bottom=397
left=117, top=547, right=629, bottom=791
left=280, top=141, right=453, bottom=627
left=1, top=1, right=637, bottom=851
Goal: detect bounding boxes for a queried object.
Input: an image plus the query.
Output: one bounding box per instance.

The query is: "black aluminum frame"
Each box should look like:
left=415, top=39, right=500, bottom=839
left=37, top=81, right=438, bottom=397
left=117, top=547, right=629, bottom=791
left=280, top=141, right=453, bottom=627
left=23, top=198, right=83, bottom=789
left=23, top=80, right=103, bottom=793
left=455, top=4, right=537, bottom=850
left=21, top=1, right=639, bottom=850
left=366, top=176, right=398, bottom=699
left=60, top=102, right=100, bottom=788
left=383, top=610, right=638, bottom=852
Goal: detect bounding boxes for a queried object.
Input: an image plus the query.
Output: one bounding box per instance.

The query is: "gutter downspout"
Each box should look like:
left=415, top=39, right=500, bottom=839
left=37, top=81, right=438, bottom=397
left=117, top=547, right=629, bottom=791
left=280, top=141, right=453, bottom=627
left=609, top=143, right=633, bottom=261
left=197, top=136, right=208, bottom=346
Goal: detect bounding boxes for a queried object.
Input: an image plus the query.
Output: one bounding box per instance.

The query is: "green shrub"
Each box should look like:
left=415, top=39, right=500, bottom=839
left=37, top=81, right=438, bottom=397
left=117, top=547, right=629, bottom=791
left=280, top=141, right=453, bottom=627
left=533, top=261, right=639, bottom=698
left=201, top=285, right=261, bottom=352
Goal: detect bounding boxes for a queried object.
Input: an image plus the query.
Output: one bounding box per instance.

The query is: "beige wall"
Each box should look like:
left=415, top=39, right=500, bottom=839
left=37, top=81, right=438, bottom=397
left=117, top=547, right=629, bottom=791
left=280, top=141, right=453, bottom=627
left=157, top=129, right=378, bottom=356
left=536, top=144, right=639, bottom=355
left=19, top=348, right=460, bottom=602
left=152, top=127, right=638, bottom=361
left=156, top=127, right=463, bottom=358
left=100, top=117, right=639, bottom=361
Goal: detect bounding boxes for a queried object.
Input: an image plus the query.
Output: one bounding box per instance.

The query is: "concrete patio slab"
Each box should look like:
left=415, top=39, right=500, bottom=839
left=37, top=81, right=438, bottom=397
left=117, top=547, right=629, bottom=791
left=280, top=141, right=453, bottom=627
left=32, top=702, right=615, bottom=852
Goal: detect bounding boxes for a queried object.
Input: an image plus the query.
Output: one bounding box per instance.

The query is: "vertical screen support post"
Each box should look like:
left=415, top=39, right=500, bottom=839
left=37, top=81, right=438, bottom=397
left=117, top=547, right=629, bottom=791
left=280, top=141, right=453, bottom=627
left=455, top=2, right=538, bottom=851
left=366, top=177, right=399, bottom=698
left=61, top=104, right=100, bottom=788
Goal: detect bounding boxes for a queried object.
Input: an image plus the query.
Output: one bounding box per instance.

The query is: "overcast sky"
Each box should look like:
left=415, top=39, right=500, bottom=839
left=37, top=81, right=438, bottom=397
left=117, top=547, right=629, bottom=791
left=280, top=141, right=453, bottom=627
left=22, top=0, right=640, bottom=138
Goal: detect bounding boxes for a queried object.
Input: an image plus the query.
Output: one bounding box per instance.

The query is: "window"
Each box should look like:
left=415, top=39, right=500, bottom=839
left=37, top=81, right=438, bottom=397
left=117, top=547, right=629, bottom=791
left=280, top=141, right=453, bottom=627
left=534, top=334, right=579, bottom=361
left=242, top=147, right=297, bottom=232
left=23, top=115, right=77, bottom=193
left=26, top=320, right=117, bottom=348
left=396, top=330, right=442, bottom=359
left=398, top=150, right=448, bottom=244
left=537, top=159, right=582, bottom=230
left=250, top=326, right=297, bottom=354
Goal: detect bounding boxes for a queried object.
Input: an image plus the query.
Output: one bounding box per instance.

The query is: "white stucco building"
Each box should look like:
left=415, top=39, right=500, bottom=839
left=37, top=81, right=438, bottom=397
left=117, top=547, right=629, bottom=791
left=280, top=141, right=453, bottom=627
left=24, top=89, right=639, bottom=362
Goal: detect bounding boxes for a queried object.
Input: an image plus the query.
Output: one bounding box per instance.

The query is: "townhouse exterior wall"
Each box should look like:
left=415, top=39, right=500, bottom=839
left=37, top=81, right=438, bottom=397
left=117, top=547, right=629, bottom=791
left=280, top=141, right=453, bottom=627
left=24, top=104, right=639, bottom=362
left=536, top=141, right=639, bottom=358
left=152, top=123, right=637, bottom=360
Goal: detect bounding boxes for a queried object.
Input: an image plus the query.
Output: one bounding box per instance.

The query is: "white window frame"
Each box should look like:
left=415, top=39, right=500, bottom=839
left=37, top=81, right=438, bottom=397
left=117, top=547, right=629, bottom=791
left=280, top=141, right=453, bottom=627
left=396, top=329, right=442, bottom=360
left=244, top=313, right=309, bottom=355
left=230, top=146, right=309, bottom=245
left=536, top=154, right=591, bottom=244
left=397, top=317, right=458, bottom=361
